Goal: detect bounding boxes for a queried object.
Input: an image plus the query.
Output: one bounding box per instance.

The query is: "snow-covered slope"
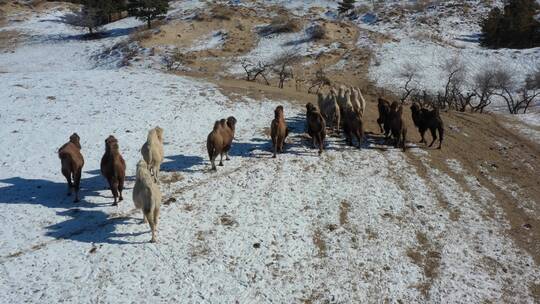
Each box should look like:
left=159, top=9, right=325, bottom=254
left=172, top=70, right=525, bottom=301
left=0, top=2, right=539, bottom=303
left=356, top=1, right=540, bottom=102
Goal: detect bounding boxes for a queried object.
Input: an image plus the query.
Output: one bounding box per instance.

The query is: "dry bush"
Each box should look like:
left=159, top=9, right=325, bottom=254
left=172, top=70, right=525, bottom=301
left=470, top=67, right=498, bottom=113
left=306, top=23, right=326, bottom=40
left=399, top=62, right=419, bottom=103
left=412, top=31, right=443, bottom=43
left=416, top=14, right=432, bottom=24
left=259, top=15, right=301, bottom=36
left=308, top=68, right=331, bottom=93
left=271, top=48, right=302, bottom=88
left=211, top=4, right=234, bottom=20
left=163, top=48, right=184, bottom=71
left=240, top=59, right=271, bottom=85
left=493, top=67, right=540, bottom=114
left=352, top=4, right=371, bottom=16
left=434, top=55, right=468, bottom=110
left=93, top=40, right=140, bottom=67
left=406, top=0, right=433, bottom=12
left=129, top=28, right=153, bottom=43
left=412, top=31, right=463, bottom=48
left=26, top=0, right=47, bottom=7
left=62, top=7, right=103, bottom=35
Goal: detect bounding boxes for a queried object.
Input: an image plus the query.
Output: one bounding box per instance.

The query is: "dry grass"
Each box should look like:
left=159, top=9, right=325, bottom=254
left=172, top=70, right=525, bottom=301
left=312, top=229, right=327, bottom=257
left=0, top=30, right=21, bottom=51
left=259, top=15, right=302, bottom=36
left=306, top=23, right=326, bottom=40
left=406, top=0, right=436, bottom=12
left=352, top=4, right=371, bottom=16
left=129, top=28, right=153, bottom=43
left=210, top=4, right=234, bottom=20
left=339, top=201, right=350, bottom=226
left=411, top=31, right=464, bottom=48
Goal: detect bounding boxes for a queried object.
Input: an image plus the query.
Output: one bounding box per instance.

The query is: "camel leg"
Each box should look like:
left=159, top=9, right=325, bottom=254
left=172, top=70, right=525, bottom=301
left=154, top=166, right=160, bottom=184
left=218, top=153, right=224, bottom=166
left=272, top=137, right=277, bottom=158
left=73, top=168, right=82, bottom=203
left=118, top=176, right=124, bottom=202
left=210, top=156, right=217, bottom=171
left=147, top=210, right=157, bottom=243
left=428, top=128, right=437, bottom=148
left=420, top=129, right=427, bottom=144
left=357, top=131, right=363, bottom=149
left=142, top=210, right=148, bottom=224
left=438, top=127, right=444, bottom=149
left=62, top=167, right=72, bottom=196
left=111, top=178, right=119, bottom=206
left=154, top=207, right=160, bottom=233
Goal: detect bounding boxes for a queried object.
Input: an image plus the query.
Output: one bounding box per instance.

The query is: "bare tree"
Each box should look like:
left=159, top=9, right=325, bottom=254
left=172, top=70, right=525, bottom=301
left=493, top=67, right=540, bottom=114
left=471, top=67, right=497, bottom=113
left=308, top=68, right=332, bottom=94
left=294, top=67, right=306, bottom=92
left=271, top=49, right=302, bottom=89
left=439, top=55, right=468, bottom=110
left=454, top=90, right=476, bottom=112
left=520, top=67, right=540, bottom=113
left=240, top=59, right=271, bottom=85
left=399, top=62, right=419, bottom=103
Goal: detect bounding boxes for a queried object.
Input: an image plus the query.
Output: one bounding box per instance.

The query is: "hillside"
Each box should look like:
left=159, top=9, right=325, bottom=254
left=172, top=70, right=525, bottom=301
left=0, top=1, right=539, bottom=303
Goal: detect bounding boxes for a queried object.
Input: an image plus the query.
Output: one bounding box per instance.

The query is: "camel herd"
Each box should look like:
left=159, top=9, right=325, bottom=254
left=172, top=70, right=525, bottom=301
left=58, top=127, right=165, bottom=242
left=57, top=85, right=444, bottom=243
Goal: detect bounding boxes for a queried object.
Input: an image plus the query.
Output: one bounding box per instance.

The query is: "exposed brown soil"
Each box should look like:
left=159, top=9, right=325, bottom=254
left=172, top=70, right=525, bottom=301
left=339, top=200, right=350, bottom=226
left=0, top=30, right=22, bottom=51
left=406, top=231, right=442, bottom=298
left=136, top=2, right=373, bottom=90
left=312, top=228, right=326, bottom=258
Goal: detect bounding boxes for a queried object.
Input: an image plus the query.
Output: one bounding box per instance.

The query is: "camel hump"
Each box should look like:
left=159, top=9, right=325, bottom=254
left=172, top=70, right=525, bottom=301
left=213, top=120, right=221, bottom=131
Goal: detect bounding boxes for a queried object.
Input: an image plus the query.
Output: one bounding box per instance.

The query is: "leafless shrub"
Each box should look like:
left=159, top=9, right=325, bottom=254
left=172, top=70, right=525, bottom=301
left=493, top=67, right=540, bottom=114
left=306, top=23, right=326, bottom=40
left=416, top=15, right=432, bottom=24
left=271, top=49, right=302, bottom=89
left=240, top=59, right=271, bottom=85
left=115, top=42, right=140, bottom=67
left=440, top=55, right=467, bottom=110
left=62, top=7, right=103, bottom=35
left=352, top=4, right=371, bottom=16
left=454, top=90, right=476, bottom=112
left=294, top=67, right=306, bottom=92
left=259, top=15, right=302, bottom=36
left=308, top=68, right=332, bottom=94
left=163, top=48, right=186, bottom=71
left=129, top=28, right=153, bottom=43
left=210, top=4, right=234, bottom=20
left=411, top=31, right=463, bottom=48
left=406, top=0, right=433, bottom=12
left=399, top=62, right=419, bottom=103
left=470, top=67, right=498, bottom=113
